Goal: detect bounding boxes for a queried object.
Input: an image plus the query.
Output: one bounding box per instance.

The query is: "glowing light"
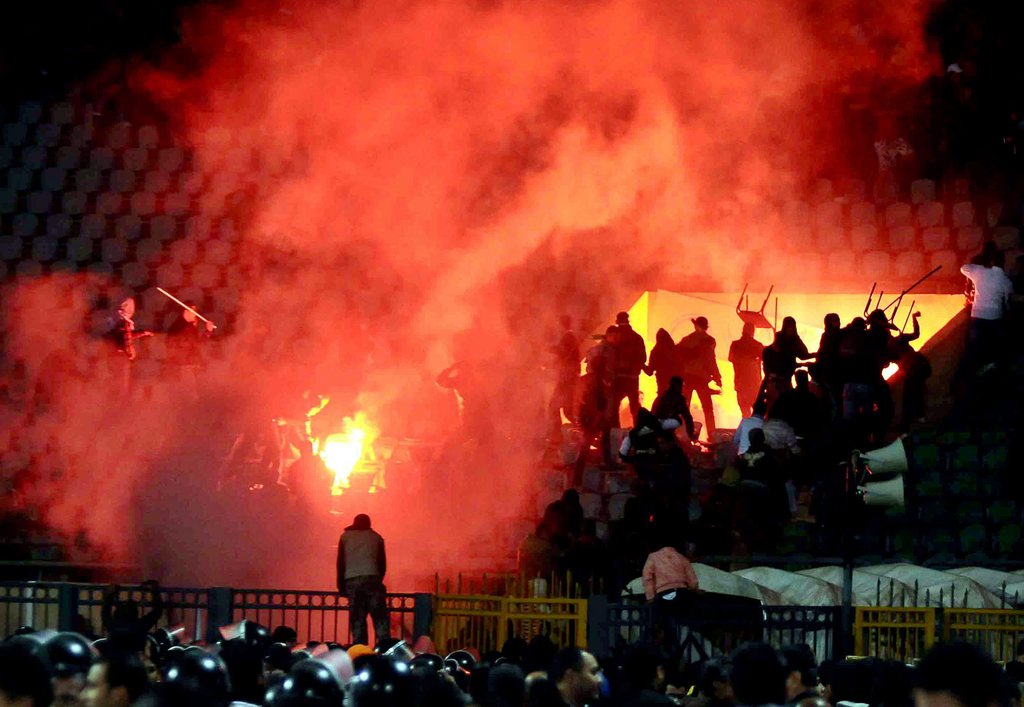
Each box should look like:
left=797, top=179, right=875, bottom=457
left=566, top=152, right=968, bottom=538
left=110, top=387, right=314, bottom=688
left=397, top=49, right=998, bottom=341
left=319, top=414, right=378, bottom=495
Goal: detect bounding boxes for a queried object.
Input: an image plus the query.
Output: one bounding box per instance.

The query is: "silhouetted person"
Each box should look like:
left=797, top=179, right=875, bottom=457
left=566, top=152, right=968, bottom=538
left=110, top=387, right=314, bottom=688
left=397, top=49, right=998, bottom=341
left=336, top=513, right=389, bottom=646
left=761, top=317, right=810, bottom=409
left=770, top=370, right=824, bottom=441
left=611, top=312, right=648, bottom=425
left=865, top=309, right=898, bottom=443
left=960, top=247, right=1014, bottom=378
left=645, top=328, right=680, bottom=396
left=581, top=326, right=619, bottom=468
left=891, top=311, right=931, bottom=431
left=730, top=642, right=787, bottom=707
left=549, top=315, right=580, bottom=436
left=813, top=313, right=843, bottom=418
left=729, top=322, right=764, bottom=418
left=652, top=376, right=696, bottom=440
left=677, top=317, right=722, bottom=441
left=736, top=428, right=789, bottom=549
left=166, top=303, right=214, bottom=366
left=101, top=581, right=164, bottom=653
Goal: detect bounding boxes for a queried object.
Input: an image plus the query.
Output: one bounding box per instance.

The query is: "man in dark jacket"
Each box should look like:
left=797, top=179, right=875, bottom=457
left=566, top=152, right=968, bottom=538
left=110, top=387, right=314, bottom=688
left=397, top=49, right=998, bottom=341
left=612, top=311, right=648, bottom=425
left=336, top=513, right=389, bottom=646
left=677, top=316, right=722, bottom=440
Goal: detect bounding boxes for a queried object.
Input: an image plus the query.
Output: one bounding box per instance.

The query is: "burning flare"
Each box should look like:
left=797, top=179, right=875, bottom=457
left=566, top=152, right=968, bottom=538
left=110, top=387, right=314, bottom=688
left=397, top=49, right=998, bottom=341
left=319, top=413, right=378, bottom=494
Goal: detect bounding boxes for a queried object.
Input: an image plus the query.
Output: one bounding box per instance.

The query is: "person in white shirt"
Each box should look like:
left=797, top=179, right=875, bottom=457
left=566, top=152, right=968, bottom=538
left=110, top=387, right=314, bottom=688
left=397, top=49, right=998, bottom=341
left=960, top=248, right=1014, bottom=376
left=733, top=400, right=767, bottom=454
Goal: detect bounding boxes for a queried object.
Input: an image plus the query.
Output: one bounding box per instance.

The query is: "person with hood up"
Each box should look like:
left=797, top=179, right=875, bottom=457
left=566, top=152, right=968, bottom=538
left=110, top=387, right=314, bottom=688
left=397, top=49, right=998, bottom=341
left=336, top=513, right=389, bottom=646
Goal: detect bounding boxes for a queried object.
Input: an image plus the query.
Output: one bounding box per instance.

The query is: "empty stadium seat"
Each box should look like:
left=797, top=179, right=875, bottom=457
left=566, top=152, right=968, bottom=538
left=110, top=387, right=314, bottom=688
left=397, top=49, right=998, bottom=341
left=40, top=167, right=66, bottom=192
left=921, top=226, right=951, bottom=251
left=860, top=251, right=891, bottom=278
left=45, top=214, right=72, bottom=239
left=0, top=188, right=16, bottom=214
left=827, top=250, right=857, bottom=276
left=894, top=251, right=925, bottom=279
left=155, top=262, right=184, bottom=288
left=959, top=523, right=987, bottom=557
left=816, top=225, right=847, bottom=250
left=26, top=190, right=53, bottom=214
left=810, top=178, right=833, bottom=203
left=6, top=166, right=32, bottom=191
left=138, top=125, right=160, bottom=149
left=169, top=239, right=199, bottom=265
left=3, top=122, right=28, bottom=146
left=850, top=224, right=879, bottom=250
left=50, top=102, right=75, bottom=125
left=955, top=226, right=984, bottom=252
left=106, top=122, right=133, bottom=150
left=165, top=193, right=190, bottom=216
left=929, top=250, right=959, bottom=274
left=994, top=525, right=1022, bottom=555
left=993, top=226, right=1020, bottom=250
left=74, top=167, right=101, bottom=193
left=81, top=214, right=107, bottom=240
left=181, top=171, right=205, bottom=195
left=56, top=146, right=80, bottom=170
left=21, top=144, right=47, bottom=170
left=61, top=190, right=87, bottom=215
left=204, top=239, right=232, bottom=266
left=151, top=215, right=177, bottom=241
left=782, top=200, right=811, bottom=227
left=130, top=192, right=156, bottom=216
left=192, top=262, right=221, bottom=289
left=68, top=124, right=93, bottom=148
left=123, top=148, right=149, bottom=172
left=12, top=214, right=38, bottom=237
left=101, top=237, right=129, bottom=264
left=157, top=147, right=184, bottom=172
left=0, top=235, right=23, bottom=260
left=96, top=192, right=123, bottom=215
left=884, top=202, right=913, bottom=228
left=836, top=178, right=866, bottom=202
left=15, top=260, right=43, bottom=278
left=109, top=169, right=136, bottom=193
left=985, top=202, right=1005, bottom=228
left=813, top=200, right=843, bottom=230
left=135, top=238, right=163, bottom=264
left=66, top=236, right=94, bottom=262
left=916, top=201, right=944, bottom=227
left=0, top=146, right=11, bottom=169
left=943, top=178, right=970, bottom=203
left=888, top=226, right=916, bottom=250
left=115, top=215, right=142, bottom=240
left=35, top=123, right=61, bottom=147
left=89, top=147, right=115, bottom=170
left=143, top=171, right=171, bottom=193
left=31, top=235, right=58, bottom=261
left=951, top=201, right=974, bottom=228
left=18, top=102, right=42, bottom=124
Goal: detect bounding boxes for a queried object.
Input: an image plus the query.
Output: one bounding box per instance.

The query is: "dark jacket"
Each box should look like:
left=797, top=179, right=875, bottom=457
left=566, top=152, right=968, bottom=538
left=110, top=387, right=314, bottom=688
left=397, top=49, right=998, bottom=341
left=614, top=324, right=648, bottom=377
left=677, top=331, right=721, bottom=384
left=337, top=522, right=387, bottom=590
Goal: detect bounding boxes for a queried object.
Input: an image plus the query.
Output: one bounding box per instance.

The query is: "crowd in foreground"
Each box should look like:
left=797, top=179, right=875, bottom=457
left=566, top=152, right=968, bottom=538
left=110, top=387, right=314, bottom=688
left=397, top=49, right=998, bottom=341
left=3, top=589, right=1024, bottom=707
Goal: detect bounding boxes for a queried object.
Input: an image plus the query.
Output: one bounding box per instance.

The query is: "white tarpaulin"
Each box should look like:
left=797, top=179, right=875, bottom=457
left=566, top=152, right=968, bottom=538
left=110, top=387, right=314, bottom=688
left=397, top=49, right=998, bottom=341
left=692, top=564, right=780, bottom=605
left=796, top=567, right=915, bottom=606
left=734, top=567, right=842, bottom=606
left=944, top=567, right=1024, bottom=607
left=861, top=563, right=1000, bottom=608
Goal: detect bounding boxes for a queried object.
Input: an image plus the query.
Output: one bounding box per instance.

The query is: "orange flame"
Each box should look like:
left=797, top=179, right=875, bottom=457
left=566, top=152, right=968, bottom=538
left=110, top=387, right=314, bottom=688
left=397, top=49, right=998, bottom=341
left=319, top=413, right=377, bottom=495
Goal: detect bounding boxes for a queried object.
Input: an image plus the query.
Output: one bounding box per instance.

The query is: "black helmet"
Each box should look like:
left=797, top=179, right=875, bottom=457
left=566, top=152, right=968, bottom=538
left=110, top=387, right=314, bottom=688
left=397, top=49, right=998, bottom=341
left=264, top=643, right=293, bottom=672
left=45, top=632, right=95, bottom=677
left=162, top=649, right=232, bottom=703
left=241, top=620, right=270, bottom=649
left=410, top=653, right=444, bottom=674
left=5, top=633, right=47, bottom=662
left=263, top=660, right=344, bottom=706
left=348, top=655, right=415, bottom=706
left=445, top=650, right=476, bottom=673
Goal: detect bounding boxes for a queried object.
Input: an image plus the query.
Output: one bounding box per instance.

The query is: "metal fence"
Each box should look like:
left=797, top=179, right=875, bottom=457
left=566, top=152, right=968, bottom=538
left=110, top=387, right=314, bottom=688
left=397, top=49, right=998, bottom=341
left=0, top=582, right=430, bottom=645
left=588, top=596, right=841, bottom=662
left=432, top=594, right=588, bottom=655
left=942, top=609, right=1024, bottom=662
left=853, top=607, right=937, bottom=661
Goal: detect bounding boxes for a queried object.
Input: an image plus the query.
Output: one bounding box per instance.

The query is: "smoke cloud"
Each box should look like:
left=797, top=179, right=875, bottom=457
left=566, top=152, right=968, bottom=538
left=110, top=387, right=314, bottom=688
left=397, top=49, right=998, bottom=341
left=2, top=0, right=938, bottom=589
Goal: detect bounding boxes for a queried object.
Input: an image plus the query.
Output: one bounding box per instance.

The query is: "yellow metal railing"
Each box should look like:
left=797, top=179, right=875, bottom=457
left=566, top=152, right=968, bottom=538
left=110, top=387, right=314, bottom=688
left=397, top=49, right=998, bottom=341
left=854, top=607, right=936, bottom=662
left=943, top=609, right=1024, bottom=662
left=432, top=594, right=588, bottom=655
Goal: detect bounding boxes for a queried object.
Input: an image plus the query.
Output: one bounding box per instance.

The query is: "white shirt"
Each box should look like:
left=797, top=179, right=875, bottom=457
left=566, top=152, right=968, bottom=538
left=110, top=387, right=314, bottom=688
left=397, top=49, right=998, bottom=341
left=619, top=419, right=680, bottom=456
left=733, top=416, right=765, bottom=454
left=764, top=418, right=800, bottom=453
left=962, top=263, right=1014, bottom=320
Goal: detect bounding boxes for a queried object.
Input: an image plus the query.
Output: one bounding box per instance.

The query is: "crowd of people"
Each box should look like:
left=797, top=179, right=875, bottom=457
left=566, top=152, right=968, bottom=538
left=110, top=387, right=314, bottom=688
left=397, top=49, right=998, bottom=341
left=4, top=603, right=1024, bottom=707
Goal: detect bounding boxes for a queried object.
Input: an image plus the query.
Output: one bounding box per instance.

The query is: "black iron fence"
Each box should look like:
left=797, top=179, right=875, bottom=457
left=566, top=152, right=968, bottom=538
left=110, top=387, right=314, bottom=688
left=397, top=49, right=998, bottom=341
left=587, top=595, right=841, bottom=662
left=0, top=582, right=431, bottom=645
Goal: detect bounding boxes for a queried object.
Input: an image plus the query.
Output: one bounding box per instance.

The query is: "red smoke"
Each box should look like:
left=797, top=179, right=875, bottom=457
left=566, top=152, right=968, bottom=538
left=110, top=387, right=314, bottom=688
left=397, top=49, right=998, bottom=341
left=3, top=0, right=939, bottom=588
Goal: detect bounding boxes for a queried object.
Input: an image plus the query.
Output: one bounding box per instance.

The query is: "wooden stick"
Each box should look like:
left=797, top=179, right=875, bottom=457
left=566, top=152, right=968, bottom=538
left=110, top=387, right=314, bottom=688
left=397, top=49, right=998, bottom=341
left=156, top=287, right=217, bottom=329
